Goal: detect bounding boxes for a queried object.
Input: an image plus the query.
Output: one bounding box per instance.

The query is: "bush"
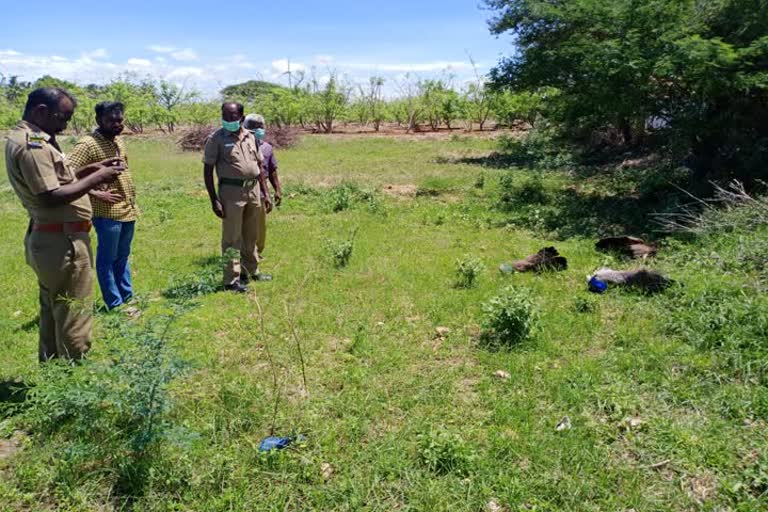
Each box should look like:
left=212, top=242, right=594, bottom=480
left=497, top=174, right=549, bottom=211
left=324, top=228, right=358, bottom=268
left=177, top=124, right=301, bottom=152
left=417, top=430, right=476, bottom=476
left=474, top=172, right=485, bottom=189
left=497, top=128, right=574, bottom=170
left=177, top=125, right=216, bottom=151
left=572, top=296, right=598, bottom=314
left=326, top=182, right=361, bottom=213
left=18, top=314, right=188, bottom=498
left=454, top=256, right=485, bottom=289
left=480, top=286, right=538, bottom=348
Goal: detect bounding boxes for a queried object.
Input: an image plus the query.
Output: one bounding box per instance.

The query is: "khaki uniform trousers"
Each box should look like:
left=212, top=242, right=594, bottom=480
left=25, top=229, right=94, bottom=362
left=256, top=202, right=267, bottom=256
left=220, top=184, right=261, bottom=285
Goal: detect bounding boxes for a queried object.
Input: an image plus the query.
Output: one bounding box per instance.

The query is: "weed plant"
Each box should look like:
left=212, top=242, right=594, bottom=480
left=454, top=255, right=485, bottom=289
left=480, top=286, right=538, bottom=348
left=417, top=429, right=476, bottom=476
left=324, top=228, right=358, bottom=268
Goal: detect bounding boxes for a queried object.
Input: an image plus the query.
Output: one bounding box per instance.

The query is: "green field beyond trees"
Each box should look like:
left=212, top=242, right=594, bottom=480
left=1, top=134, right=767, bottom=510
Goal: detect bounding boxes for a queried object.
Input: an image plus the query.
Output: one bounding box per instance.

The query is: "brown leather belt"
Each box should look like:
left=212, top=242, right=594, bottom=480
left=32, top=221, right=92, bottom=233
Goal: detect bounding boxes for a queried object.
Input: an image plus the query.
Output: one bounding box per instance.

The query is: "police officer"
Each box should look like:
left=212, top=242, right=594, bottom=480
left=203, top=102, right=273, bottom=293
left=243, top=113, right=282, bottom=257
left=5, top=87, right=122, bottom=361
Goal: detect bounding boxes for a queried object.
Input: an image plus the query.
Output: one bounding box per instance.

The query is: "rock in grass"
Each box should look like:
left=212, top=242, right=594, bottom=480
left=555, top=416, right=572, bottom=432
left=486, top=499, right=508, bottom=512
left=494, top=370, right=511, bottom=380
left=321, top=462, right=334, bottom=480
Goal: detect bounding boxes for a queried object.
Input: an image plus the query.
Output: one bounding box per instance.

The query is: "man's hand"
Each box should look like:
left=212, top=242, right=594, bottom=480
left=274, top=191, right=282, bottom=207
left=211, top=198, right=225, bottom=218
left=264, top=197, right=273, bottom=214
left=90, top=190, right=122, bottom=204
left=92, top=166, right=122, bottom=186
left=76, top=158, right=125, bottom=179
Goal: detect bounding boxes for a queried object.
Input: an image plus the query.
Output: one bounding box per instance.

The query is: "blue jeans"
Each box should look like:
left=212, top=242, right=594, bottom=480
left=92, top=218, right=135, bottom=310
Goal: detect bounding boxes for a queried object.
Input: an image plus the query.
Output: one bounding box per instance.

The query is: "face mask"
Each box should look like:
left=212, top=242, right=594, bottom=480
left=222, top=119, right=241, bottom=132
left=252, top=128, right=266, bottom=140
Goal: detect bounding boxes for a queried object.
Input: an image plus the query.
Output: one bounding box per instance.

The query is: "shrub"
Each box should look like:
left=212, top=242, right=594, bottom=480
left=497, top=174, right=549, bottom=212
left=19, top=314, right=188, bottom=498
left=497, top=127, right=574, bottom=170
left=177, top=125, right=301, bottom=152
left=480, top=286, right=538, bottom=348
left=474, top=172, right=485, bottom=190
left=417, top=430, right=476, bottom=476
left=325, top=228, right=358, bottom=268
left=326, top=182, right=361, bottom=213
left=572, top=296, right=598, bottom=313
left=454, top=256, right=485, bottom=289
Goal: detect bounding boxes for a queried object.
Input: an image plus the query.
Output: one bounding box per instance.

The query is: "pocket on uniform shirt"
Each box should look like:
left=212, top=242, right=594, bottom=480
left=222, top=146, right=241, bottom=163
left=53, top=158, right=74, bottom=184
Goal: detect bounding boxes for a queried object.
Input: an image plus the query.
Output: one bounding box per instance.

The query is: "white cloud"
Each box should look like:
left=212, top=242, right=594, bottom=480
left=343, top=60, right=472, bottom=72
left=314, top=54, right=334, bottom=65
left=84, top=48, right=108, bottom=59
left=166, top=66, right=205, bottom=79
left=0, top=49, right=21, bottom=56
left=127, top=58, right=152, bottom=67
left=171, top=48, right=198, bottom=61
left=271, top=59, right=306, bottom=75
left=147, top=45, right=176, bottom=53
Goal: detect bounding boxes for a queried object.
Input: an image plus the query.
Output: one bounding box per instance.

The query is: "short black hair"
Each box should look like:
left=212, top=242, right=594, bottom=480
left=95, top=101, right=124, bottom=119
left=222, top=102, right=244, bottom=116
left=23, top=87, right=77, bottom=117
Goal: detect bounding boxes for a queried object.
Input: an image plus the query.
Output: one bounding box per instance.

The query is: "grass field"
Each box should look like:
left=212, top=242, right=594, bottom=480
left=1, top=133, right=767, bottom=511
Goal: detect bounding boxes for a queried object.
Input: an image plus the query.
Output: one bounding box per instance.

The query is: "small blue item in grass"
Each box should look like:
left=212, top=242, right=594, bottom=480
left=588, top=276, right=608, bottom=294
left=258, top=434, right=305, bottom=452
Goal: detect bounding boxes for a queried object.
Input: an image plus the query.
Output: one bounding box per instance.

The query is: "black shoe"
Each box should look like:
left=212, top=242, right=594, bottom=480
left=224, top=282, right=249, bottom=293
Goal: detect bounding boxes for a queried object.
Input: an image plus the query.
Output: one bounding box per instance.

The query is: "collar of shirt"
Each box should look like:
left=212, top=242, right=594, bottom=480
left=92, top=129, right=122, bottom=151
left=17, top=120, right=51, bottom=142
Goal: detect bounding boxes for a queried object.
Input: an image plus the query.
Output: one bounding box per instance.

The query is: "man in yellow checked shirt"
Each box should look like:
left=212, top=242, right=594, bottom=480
left=68, top=101, right=139, bottom=315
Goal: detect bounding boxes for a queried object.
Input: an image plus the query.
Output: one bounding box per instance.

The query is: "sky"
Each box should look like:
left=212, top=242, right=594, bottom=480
left=0, top=0, right=513, bottom=98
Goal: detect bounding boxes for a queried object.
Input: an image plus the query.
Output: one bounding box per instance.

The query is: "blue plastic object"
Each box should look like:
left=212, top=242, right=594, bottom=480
left=588, top=276, right=608, bottom=294
left=258, top=434, right=305, bottom=452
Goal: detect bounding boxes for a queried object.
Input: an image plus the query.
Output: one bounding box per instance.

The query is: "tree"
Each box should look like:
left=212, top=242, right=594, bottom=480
left=155, top=80, right=196, bottom=132
left=307, top=72, right=349, bottom=133
left=359, top=76, right=386, bottom=131
left=484, top=0, right=768, bottom=181
left=395, top=74, right=424, bottom=133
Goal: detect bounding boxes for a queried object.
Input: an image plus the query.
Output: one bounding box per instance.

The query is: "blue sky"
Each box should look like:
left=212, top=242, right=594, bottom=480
left=0, top=0, right=513, bottom=97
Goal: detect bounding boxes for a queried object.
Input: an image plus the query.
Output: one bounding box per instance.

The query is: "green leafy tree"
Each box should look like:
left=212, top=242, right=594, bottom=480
left=485, top=0, right=768, bottom=179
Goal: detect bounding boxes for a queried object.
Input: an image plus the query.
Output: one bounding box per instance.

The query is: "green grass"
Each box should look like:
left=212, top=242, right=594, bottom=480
left=1, top=133, right=767, bottom=511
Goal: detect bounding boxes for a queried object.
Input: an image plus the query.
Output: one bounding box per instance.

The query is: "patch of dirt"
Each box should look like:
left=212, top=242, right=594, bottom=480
left=686, top=472, right=718, bottom=504
left=0, top=431, right=25, bottom=461
left=382, top=184, right=418, bottom=198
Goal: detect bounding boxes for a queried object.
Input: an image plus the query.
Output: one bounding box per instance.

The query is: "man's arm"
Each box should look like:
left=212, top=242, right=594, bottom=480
left=258, top=163, right=272, bottom=213
left=267, top=152, right=282, bottom=206
left=39, top=167, right=121, bottom=207
left=203, top=163, right=224, bottom=218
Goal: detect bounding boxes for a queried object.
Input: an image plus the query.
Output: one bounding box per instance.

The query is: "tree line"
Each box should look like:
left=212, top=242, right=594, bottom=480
left=0, top=71, right=549, bottom=135
left=484, top=0, right=768, bottom=181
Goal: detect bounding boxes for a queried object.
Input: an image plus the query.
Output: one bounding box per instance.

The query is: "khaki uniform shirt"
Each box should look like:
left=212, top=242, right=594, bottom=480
left=202, top=128, right=264, bottom=180
left=67, top=130, right=137, bottom=222
left=4, top=121, right=92, bottom=224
